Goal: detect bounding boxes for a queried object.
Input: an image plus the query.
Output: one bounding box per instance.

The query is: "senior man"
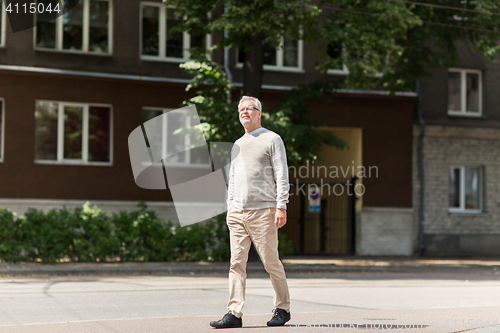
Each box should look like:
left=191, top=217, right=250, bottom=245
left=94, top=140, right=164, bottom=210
left=210, top=96, right=291, bottom=329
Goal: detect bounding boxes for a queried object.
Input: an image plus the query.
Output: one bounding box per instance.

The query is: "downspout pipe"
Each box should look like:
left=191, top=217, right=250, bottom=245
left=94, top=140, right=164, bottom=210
left=223, top=4, right=232, bottom=104
left=416, top=80, right=426, bottom=255
left=222, top=4, right=233, bottom=206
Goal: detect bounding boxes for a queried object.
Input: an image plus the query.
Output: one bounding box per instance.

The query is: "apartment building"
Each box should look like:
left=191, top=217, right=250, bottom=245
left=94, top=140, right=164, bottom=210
left=0, top=0, right=416, bottom=255
left=416, top=41, right=500, bottom=256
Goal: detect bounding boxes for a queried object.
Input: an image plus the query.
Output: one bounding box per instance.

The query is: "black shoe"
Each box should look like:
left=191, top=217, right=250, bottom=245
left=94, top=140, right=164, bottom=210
left=210, top=312, right=242, bottom=328
left=267, top=308, right=291, bottom=326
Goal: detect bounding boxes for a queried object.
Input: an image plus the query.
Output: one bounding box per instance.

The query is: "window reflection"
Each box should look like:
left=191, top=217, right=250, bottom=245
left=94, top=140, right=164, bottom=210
left=88, top=106, right=110, bottom=162
left=89, top=1, right=109, bottom=53
left=63, top=0, right=83, bottom=50
left=35, top=102, right=59, bottom=161
left=166, top=8, right=184, bottom=58
left=142, top=6, right=159, bottom=56
left=283, top=38, right=298, bottom=67
left=448, top=72, right=461, bottom=111
left=466, top=73, right=479, bottom=113
left=63, top=106, right=83, bottom=159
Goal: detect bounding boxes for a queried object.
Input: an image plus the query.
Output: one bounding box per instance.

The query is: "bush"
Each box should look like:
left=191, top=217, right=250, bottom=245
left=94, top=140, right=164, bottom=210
left=112, top=203, right=173, bottom=262
left=71, top=203, right=118, bottom=262
left=21, top=207, right=76, bottom=263
left=278, top=233, right=294, bottom=259
left=205, top=213, right=230, bottom=262
left=0, top=208, right=24, bottom=263
left=0, top=203, right=295, bottom=263
left=0, top=202, right=231, bottom=263
left=168, top=215, right=230, bottom=262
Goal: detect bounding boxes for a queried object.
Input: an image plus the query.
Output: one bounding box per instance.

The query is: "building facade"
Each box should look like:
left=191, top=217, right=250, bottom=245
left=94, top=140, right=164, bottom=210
left=0, top=0, right=416, bottom=255
left=416, top=41, right=500, bottom=256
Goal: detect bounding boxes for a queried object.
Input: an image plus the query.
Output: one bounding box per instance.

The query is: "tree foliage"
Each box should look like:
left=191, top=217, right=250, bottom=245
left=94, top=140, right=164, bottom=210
left=164, top=0, right=500, bottom=92
left=165, top=0, right=321, bottom=97
left=180, top=60, right=348, bottom=165
left=166, top=0, right=500, bottom=166
left=321, top=0, right=500, bottom=90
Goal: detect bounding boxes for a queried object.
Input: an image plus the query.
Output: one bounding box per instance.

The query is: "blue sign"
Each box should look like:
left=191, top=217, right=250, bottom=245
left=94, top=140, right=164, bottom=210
left=309, top=188, right=321, bottom=213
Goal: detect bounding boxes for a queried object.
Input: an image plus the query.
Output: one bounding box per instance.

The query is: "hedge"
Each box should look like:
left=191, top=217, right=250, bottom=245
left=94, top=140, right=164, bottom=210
left=0, top=202, right=293, bottom=263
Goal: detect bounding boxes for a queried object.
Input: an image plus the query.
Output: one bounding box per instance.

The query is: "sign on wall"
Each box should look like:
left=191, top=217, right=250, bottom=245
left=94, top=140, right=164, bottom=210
left=309, top=187, right=321, bottom=213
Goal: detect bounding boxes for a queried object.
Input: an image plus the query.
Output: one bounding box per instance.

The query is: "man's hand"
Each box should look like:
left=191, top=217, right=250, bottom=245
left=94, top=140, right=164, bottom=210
left=275, top=208, right=287, bottom=228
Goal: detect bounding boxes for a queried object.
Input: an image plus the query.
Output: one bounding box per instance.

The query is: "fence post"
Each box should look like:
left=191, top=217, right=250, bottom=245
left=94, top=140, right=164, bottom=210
left=350, top=176, right=358, bottom=255
left=299, top=186, right=306, bottom=254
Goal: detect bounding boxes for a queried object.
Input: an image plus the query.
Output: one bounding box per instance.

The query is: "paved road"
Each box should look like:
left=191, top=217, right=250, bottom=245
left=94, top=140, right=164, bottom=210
left=1, top=270, right=500, bottom=332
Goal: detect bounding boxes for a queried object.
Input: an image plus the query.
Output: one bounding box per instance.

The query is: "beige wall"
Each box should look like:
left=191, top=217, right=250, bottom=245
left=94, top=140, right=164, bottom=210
left=357, top=207, right=415, bottom=256
left=316, top=127, right=363, bottom=211
left=283, top=127, right=363, bottom=254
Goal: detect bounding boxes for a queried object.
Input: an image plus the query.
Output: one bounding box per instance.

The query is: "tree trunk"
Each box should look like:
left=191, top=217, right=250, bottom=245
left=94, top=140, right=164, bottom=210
left=242, top=33, right=265, bottom=99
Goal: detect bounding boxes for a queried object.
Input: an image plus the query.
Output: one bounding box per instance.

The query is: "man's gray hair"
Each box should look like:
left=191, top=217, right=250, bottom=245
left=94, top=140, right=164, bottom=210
left=238, top=96, right=262, bottom=112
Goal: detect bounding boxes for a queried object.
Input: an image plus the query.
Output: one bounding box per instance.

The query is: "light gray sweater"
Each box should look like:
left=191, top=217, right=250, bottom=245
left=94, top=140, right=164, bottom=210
left=227, top=127, right=289, bottom=210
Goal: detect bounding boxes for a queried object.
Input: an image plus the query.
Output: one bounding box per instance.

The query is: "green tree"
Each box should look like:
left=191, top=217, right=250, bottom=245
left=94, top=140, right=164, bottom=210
left=164, top=0, right=500, bottom=93
left=319, top=0, right=500, bottom=90
left=180, top=60, right=347, bottom=165
left=167, top=0, right=500, bottom=164
left=164, top=0, right=321, bottom=98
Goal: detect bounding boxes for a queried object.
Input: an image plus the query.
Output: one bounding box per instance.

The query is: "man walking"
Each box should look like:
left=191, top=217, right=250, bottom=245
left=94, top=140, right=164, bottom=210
left=210, top=96, right=291, bottom=329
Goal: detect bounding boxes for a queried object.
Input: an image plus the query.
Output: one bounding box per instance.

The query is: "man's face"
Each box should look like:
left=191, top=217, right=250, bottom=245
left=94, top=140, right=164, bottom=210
left=239, top=100, right=261, bottom=131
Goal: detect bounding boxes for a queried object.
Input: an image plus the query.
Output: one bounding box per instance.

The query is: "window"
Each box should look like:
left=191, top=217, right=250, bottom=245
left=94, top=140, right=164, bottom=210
left=326, top=42, right=349, bottom=75
left=448, top=69, right=482, bottom=116
left=0, top=0, right=6, bottom=47
left=0, top=99, right=4, bottom=162
left=140, top=3, right=211, bottom=62
left=237, top=37, right=303, bottom=72
left=449, top=166, right=482, bottom=213
left=35, top=101, right=112, bottom=164
left=35, top=0, right=113, bottom=54
left=142, top=108, right=210, bottom=167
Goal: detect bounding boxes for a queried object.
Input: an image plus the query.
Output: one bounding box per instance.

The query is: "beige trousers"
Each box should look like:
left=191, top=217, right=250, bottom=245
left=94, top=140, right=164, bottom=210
left=226, top=205, right=290, bottom=318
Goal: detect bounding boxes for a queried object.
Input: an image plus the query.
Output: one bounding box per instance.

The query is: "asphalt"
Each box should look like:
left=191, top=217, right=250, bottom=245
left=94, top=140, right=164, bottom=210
left=1, top=256, right=500, bottom=277
left=3, top=307, right=500, bottom=333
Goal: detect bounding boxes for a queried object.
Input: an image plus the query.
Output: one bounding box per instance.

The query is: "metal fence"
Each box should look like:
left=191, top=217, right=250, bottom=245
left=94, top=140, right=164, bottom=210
left=280, top=177, right=358, bottom=255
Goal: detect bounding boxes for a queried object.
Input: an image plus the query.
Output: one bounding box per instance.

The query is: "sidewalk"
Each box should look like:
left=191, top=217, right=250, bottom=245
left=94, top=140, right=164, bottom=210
left=1, top=256, right=500, bottom=277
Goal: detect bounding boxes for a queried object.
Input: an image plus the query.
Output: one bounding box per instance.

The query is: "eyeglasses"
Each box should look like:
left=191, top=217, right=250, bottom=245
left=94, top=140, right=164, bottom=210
left=238, top=106, right=260, bottom=113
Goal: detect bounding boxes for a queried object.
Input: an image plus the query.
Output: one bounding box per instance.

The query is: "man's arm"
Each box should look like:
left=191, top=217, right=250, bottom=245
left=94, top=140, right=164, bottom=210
left=275, top=208, right=287, bottom=228
left=227, top=156, right=235, bottom=209
left=271, top=136, right=289, bottom=228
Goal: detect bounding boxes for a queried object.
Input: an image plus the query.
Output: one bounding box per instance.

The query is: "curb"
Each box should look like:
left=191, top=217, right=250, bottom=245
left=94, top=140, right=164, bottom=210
left=1, top=259, right=500, bottom=277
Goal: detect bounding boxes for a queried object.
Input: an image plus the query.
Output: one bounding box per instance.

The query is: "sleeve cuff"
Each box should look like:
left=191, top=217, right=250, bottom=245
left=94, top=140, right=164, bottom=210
left=277, top=203, right=287, bottom=210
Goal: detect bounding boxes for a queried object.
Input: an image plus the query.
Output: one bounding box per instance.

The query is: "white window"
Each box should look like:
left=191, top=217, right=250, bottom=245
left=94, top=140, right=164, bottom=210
left=0, top=0, right=6, bottom=47
left=0, top=98, right=4, bottom=162
left=140, top=3, right=211, bottom=62
left=326, top=42, right=349, bottom=75
left=35, top=101, right=112, bottom=165
left=448, top=68, right=482, bottom=116
left=237, top=37, right=303, bottom=72
left=449, top=166, right=482, bottom=213
left=142, top=108, right=210, bottom=167
left=35, top=0, right=113, bottom=54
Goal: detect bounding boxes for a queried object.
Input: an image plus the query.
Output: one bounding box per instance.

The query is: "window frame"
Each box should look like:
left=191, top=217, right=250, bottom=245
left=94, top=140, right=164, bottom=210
left=142, top=107, right=211, bottom=169
left=447, top=68, right=482, bottom=117
left=139, top=2, right=212, bottom=63
left=0, top=98, right=4, bottom=162
left=0, top=0, right=7, bottom=47
left=33, top=0, right=114, bottom=55
left=326, top=64, right=349, bottom=76
left=35, top=100, right=113, bottom=166
left=236, top=36, right=304, bottom=73
left=449, top=166, right=483, bottom=214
